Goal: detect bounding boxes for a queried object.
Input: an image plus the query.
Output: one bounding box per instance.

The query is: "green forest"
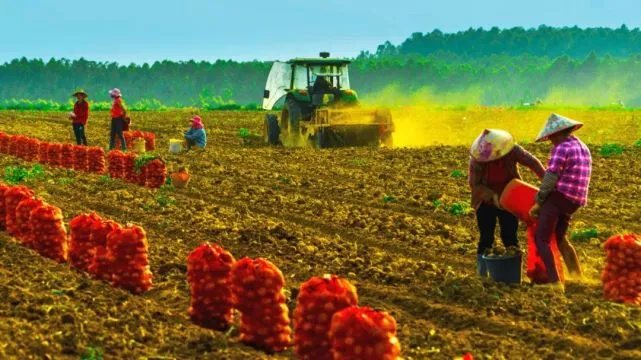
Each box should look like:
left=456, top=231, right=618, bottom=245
left=4, top=25, right=641, bottom=109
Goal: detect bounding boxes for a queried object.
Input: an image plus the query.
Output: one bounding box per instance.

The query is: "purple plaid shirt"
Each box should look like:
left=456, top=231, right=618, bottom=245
left=546, top=136, right=592, bottom=206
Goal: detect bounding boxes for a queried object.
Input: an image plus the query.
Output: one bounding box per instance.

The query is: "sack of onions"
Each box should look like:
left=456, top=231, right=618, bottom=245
left=187, top=243, right=236, bottom=330
left=106, top=225, right=153, bottom=294
left=69, top=212, right=104, bottom=272
left=72, top=145, right=89, bottom=172
left=15, top=197, right=45, bottom=248
left=47, top=143, right=63, bottom=167
left=30, top=204, right=68, bottom=263
left=87, top=147, right=106, bottom=174
left=60, top=143, right=75, bottom=169
left=294, top=275, right=359, bottom=360
left=5, top=186, right=35, bottom=237
left=107, top=150, right=126, bottom=179
left=143, top=159, right=167, bottom=188
left=231, top=257, right=292, bottom=353
left=329, top=306, right=401, bottom=360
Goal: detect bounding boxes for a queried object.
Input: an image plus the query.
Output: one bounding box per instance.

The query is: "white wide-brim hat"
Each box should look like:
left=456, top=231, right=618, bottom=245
left=470, top=129, right=515, bottom=162
left=535, top=113, right=583, bottom=142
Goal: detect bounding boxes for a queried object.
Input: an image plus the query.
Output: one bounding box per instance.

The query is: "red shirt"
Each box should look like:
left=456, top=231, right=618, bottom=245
left=73, top=101, right=89, bottom=125
left=111, top=97, right=125, bottom=118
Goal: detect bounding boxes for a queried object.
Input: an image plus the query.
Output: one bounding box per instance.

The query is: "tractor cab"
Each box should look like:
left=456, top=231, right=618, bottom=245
left=262, top=53, right=356, bottom=111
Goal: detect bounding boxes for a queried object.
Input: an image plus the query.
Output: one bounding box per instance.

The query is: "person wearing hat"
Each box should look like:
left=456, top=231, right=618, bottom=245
left=469, top=129, right=546, bottom=277
left=529, top=114, right=591, bottom=286
left=109, top=88, right=127, bottom=151
left=183, top=116, right=207, bottom=150
left=69, top=89, right=89, bottom=145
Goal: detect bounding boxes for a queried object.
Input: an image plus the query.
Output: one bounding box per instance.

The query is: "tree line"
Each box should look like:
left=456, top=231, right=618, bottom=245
left=3, top=26, right=641, bottom=108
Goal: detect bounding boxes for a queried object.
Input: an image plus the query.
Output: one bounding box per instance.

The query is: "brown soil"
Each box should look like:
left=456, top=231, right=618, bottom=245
left=0, top=110, right=640, bottom=360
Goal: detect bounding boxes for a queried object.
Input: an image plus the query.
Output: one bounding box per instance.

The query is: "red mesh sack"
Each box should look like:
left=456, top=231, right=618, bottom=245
left=602, top=234, right=641, bottom=305
left=107, top=150, right=126, bottom=179
left=294, top=275, right=359, bottom=360
left=25, top=138, right=40, bottom=162
left=0, top=184, right=9, bottom=230
left=231, top=257, right=292, bottom=353
left=15, top=135, right=29, bottom=160
left=87, top=219, right=121, bottom=282
left=72, top=145, right=89, bottom=172
left=38, top=142, right=49, bottom=164
left=30, top=204, right=68, bottom=263
left=60, top=143, right=75, bottom=169
left=143, top=159, right=167, bottom=188
left=87, top=147, right=106, bottom=174
left=123, top=153, right=138, bottom=183
left=5, top=186, right=35, bottom=237
left=69, top=212, right=104, bottom=272
left=16, top=197, right=45, bottom=247
left=329, top=306, right=401, bottom=360
left=106, top=225, right=153, bottom=294
left=0, top=132, right=8, bottom=154
left=187, top=243, right=236, bottom=330
left=47, top=143, right=62, bottom=167
left=144, top=132, right=156, bottom=151
left=7, top=135, right=19, bottom=156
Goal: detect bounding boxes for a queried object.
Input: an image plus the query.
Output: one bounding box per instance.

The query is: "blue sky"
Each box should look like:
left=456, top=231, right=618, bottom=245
left=0, top=0, right=639, bottom=64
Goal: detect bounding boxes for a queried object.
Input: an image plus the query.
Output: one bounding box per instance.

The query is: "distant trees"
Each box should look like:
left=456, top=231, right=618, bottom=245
left=3, top=26, right=641, bottom=107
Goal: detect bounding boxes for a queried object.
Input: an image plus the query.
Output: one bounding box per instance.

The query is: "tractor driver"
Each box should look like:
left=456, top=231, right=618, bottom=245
left=312, top=75, right=341, bottom=103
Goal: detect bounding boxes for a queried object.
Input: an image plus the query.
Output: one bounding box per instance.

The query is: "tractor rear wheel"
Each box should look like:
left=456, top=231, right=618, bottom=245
left=264, top=114, right=280, bottom=145
left=281, top=99, right=302, bottom=145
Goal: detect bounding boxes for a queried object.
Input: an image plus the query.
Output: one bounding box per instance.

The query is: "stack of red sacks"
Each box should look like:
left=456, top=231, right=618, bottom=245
left=25, top=138, right=40, bottom=162
left=69, top=213, right=103, bottom=272
left=0, top=184, right=8, bottom=230
left=15, top=197, right=45, bottom=248
left=329, top=306, right=402, bottom=360
left=30, top=204, right=68, bottom=263
left=107, top=150, right=126, bottom=179
left=143, top=159, right=167, bottom=188
left=38, top=142, right=49, bottom=164
left=7, top=135, right=18, bottom=157
left=106, top=225, right=153, bottom=294
left=231, top=258, right=292, bottom=353
left=187, top=243, right=236, bottom=330
left=294, top=275, right=359, bottom=360
left=602, top=234, right=641, bottom=305
left=5, top=186, right=34, bottom=237
left=60, top=143, right=75, bottom=169
left=88, top=219, right=122, bottom=282
left=0, top=133, right=8, bottom=153
left=47, top=143, right=62, bottom=167
left=123, top=153, right=138, bottom=183
left=73, top=145, right=89, bottom=172
left=87, top=147, right=106, bottom=174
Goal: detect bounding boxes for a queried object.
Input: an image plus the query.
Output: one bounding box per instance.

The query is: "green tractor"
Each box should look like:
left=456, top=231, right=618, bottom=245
left=262, top=52, right=394, bottom=148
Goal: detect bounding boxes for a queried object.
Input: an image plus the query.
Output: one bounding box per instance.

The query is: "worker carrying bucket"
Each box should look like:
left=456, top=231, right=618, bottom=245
left=468, top=129, right=545, bottom=278
left=527, top=114, right=592, bottom=290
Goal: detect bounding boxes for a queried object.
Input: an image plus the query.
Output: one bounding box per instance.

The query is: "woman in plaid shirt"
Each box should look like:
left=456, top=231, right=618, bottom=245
left=530, top=114, right=592, bottom=287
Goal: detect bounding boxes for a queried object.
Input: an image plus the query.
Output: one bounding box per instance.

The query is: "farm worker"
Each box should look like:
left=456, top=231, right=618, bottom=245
left=109, top=88, right=127, bottom=151
left=183, top=116, right=207, bottom=150
left=469, top=129, right=545, bottom=277
left=529, top=114, right=591, bottom=286
left=69, top=89, right=89, bottom=145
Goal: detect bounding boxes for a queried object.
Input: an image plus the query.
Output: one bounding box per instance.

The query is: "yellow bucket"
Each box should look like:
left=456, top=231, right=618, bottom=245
left=133, top=138, right=146, bottom=153
left=169, top=139, right=183, bottom=153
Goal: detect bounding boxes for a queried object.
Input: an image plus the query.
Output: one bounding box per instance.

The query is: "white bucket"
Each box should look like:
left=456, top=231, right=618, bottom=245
left=169, top=139, right=183, bottom=153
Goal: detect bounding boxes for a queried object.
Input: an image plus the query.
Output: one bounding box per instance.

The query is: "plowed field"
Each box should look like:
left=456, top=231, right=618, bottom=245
left=0, top=110, right=640, bottom=360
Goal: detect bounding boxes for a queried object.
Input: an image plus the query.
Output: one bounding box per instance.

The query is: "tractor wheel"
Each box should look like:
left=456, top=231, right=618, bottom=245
left=282, top=99, right=302, bottom=145
left=264, top=114, right=281, bottom=145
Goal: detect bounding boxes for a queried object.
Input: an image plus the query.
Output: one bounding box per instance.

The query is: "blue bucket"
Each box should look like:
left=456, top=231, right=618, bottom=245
left=482, top=253, right=522, bottom=284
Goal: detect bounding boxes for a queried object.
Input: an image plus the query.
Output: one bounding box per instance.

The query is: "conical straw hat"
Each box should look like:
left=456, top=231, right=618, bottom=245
left=470, top=129, right=515, bottom=162
left=535, top=113, right=583, bottom=143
